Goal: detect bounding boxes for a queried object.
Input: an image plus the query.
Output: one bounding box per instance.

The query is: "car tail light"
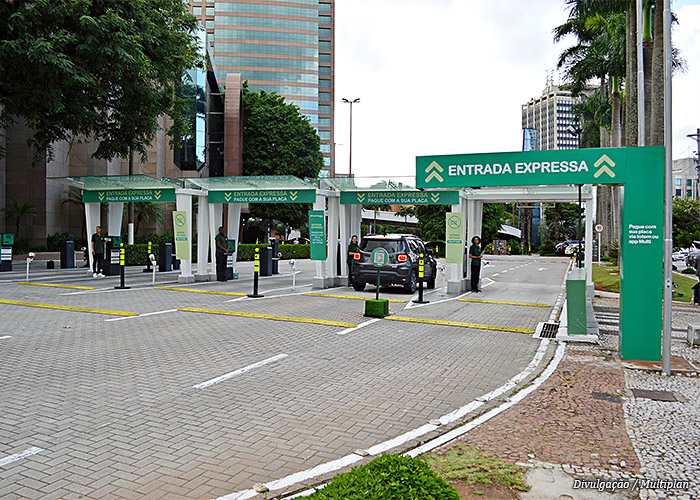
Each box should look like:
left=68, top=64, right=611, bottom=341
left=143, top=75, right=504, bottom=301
left=353, top=252, right=361, bottom=260
left=397, top=254, right=408, bottom=263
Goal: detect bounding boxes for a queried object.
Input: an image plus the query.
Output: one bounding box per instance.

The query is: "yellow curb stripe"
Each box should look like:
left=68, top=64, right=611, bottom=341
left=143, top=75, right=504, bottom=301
left=303, top=292, right=406, bottom=303
left=19, top=282, right=96, bottom=290
left=0, top=299, right=139, bottom=317
left=457, top=298, right=550, bottom=308
left=178, top=307, right=357, bottom=328
left=384, top=315, right=535, bottom=334
left=156, top=287, right=246, bottom=297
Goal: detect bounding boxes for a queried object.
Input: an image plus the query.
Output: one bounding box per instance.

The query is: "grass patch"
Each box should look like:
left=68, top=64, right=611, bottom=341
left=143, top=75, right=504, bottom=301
left=306, top=453, right=459, bottom=500
left=593, top=263, right=620, bottom=293
left=423, top=445, right=530, bottom=495
left=594, top=263, right=698, bottom=303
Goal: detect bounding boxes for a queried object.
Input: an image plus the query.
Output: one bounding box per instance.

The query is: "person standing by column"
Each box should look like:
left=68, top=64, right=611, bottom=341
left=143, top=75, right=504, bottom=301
left=347, top=235, right=359, bottom=285
left=469, top=235, right=483, bottom=292
left=215, top=226, right=229, bottom=282
left=91, top=225, right=105, bottom=277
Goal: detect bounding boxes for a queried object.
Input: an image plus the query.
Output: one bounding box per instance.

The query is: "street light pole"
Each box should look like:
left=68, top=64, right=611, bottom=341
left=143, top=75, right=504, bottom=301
left=342, top=98, right=360, bottom=176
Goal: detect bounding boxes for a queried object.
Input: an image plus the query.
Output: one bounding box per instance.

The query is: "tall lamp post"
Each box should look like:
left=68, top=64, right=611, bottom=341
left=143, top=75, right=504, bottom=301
left=342, top=98, right=360, bottom=176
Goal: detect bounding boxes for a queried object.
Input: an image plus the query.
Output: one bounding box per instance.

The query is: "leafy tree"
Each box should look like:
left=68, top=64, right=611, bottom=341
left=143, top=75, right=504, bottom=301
left=415, top=205, right=449, bottom=242
left=123, top=202, right=165, bottom=235
left=544, top=203, right=581, bottom=241
left=394, top=205, right=417, bottom=225
left=0, top=0, right=202, bottom=161
left=481, top=203, right=505, bottom=245
left=241, top=83, right=324, bottom=229
left=673, top=198, right=700, bottom=249
left=1, top=199, right=37, bottom=236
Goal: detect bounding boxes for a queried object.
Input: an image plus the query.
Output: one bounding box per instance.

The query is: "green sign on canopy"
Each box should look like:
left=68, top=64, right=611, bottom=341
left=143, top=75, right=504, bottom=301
left=416, top=147, right=635, bottom=188
left=208, top=190, right=316, bottom=204
left=339, top=190, right=458, bottom=205
left=82, top=189, right=176, bottom=203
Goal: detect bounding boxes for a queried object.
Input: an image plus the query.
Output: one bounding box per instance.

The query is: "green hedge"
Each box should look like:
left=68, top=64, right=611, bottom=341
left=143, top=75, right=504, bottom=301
left=121, top=242, right=310, bottom=265
left=305, top=454, right=459, bottom=500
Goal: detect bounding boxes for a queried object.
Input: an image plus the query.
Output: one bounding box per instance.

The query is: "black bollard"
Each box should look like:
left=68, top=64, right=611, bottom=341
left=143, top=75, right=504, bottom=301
left=114, top=243, right=130, bottom=289
left=413, top=253, right=429, bottom=304
left=247, top=247, right=264, bottom=298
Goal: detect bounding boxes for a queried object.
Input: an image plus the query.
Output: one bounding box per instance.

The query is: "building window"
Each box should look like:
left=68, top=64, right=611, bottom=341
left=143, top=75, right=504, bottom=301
left=319, top=131, right=331, bottom=140
left=319, top=79, right=331, bottom=88
left=319, top=66, right=331, bottom=75
left=676, top=189, right=682, bottom=197
left=323, top=156, right=331, bottom=166
left=687, top=179, right=693, bottom=186
left=319, top=28, right=331, bottom=38
left=320, top=3, right=331, bottom=11
left=687, top=190, right=693, bottom=197
left=319, top=105, right=331, bottom=114
left=676, top=178, right=682, bottom=186
left=206, top=20, right=214, bottom=29
left=319, top=15, right=331, bottom=24
left=319, top=92, right=331, bottom=102
left=319, top=118, right=331, bottom=127
left=320, top=144, right=331, bottom=153
left=319, top=53, right=331, bottom=63
left=205, top=6, right=214, bottom=15
left=320, top=41, right=331, bottom=50
left=193, top=6, right=201, bottom=15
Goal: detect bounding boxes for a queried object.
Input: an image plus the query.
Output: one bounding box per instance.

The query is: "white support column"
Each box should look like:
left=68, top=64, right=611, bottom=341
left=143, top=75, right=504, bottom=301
left=107, top=202, right=124, bottom=238
left=196, top=194, right=209, bottom=280
left=465, top=199, right=477, bottom=281
left=448, top=195, right=468, bottom=293
left=84, top=202, right=101, bottom=275
left=312, top=193, right=328, bottom=289
left=473, top=201, right=484, bottom=240
left=208, top=203, right=218, bottom=276
left=176, top=192, right=194, bottom=283
left=227, top=203, right=241, bottom=269
left=585, top=187, right=594, bottom=291
left=327, top=194, right=340, bottom=284
left=351, top=204, right=362, bottom=239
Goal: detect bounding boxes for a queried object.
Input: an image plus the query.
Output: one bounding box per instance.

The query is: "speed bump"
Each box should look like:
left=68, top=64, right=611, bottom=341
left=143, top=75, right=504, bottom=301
left=19, top=282, right=96, bottom=290
left=303, top=292, right=406, bottom=303
left=458, top=298, right=550, bottom=308
left=178, top=307, right=356, bottom=328
left=384, top=315, right=535, bottom=334
left=156, top=287, right=246, bottom=296
left=0, top=299, right=139, bottom=317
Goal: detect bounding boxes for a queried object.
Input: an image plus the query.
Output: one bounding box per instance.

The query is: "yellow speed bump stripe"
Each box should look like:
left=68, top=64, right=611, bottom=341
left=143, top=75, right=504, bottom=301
left=303, top=292, right=406, bottom=303
left=0, top=299, right=139, bottom=317
left=19, top=282, right=96, bottom=290
left=384, top=315, right=535, bottom=334
left=156, top=287, right=246, bottom=296
left=178, top=307, right=357, bottom=328
left=458, top=298, right=550, bottom=308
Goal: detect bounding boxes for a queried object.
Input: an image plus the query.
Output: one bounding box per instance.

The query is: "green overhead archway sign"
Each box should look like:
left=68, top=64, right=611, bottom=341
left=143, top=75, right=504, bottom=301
left=417, top=146, right=665, bottom=362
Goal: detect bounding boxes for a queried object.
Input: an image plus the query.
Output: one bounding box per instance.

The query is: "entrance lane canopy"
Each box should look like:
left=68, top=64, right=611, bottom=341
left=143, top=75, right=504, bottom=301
left=186, top=175, right=316, bottom=204
left=321, top=177, right=459, bottom=205
left=417, top=146, right=665, bottom=363
left=49, top=174, right=179, bottom=203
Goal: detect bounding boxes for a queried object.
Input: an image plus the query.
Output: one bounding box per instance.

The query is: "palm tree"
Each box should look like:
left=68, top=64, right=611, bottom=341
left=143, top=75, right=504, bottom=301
left=126, top=202, right=165, bottom=235
left=2, top=199, right=37, bottom=236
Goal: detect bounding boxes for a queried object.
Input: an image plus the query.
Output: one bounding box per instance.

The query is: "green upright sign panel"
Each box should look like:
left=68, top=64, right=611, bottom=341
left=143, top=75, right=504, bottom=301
left=208, top=190, right=316, bottom=204
left=418, top=146, right=665, bottom=362
left=83, top=189, right=176, bottom=203
left=339, top=190, right=459, bottom=205
left=308, top=210, right=326, bottom=261
left=172, top=211, right=190, bottom=260
left=445, top=212, right=464, bottom=264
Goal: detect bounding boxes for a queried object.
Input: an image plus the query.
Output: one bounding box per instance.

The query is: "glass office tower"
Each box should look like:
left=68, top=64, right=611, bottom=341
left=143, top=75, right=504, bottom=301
left=191, top=0, right=335, bottom=176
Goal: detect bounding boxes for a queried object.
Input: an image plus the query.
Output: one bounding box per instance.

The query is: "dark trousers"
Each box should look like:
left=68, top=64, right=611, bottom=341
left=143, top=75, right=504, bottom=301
left=470, top=265, right=481, bottom=291
left=216, top=252, right=227, bottom=281
left=93, top=253, right=103, bottom=274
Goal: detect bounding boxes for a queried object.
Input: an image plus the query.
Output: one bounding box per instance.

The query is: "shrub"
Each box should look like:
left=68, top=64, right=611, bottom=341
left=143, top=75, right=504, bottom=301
left=305, top=454, right=459, bottom=500
left=681, top=267, right=697, bottom=275
left=483, top=242, right=494, bottom=254
left=538, top=241, right=557, bottom=255
left=508, top=240, right=521, bottom=255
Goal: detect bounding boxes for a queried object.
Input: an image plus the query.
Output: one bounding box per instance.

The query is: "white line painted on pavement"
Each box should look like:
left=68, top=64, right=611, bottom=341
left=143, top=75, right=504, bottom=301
left=0, top=336, right=11, bottom=340
left=336, top=318, right=381, bottom=336
left=105, top=309, right=178, bottom=322
left=194, top=354, right=288, bottom=389
left=0, top=447, right=43, bottom=468
left=216, top=337, right=561, bottom=500
left=538, top=268, right=547, bottom=271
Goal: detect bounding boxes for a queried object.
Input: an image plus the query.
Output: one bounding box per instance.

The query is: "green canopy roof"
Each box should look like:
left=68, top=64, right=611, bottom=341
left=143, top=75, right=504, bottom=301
left=48, top=174, right=182, bottom=191
left=184, top=175, right=316, bottom=191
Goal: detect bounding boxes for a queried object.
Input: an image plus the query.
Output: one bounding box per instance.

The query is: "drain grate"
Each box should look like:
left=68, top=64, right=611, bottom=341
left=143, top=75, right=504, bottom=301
left=535, top=322, right=559, bottom=339
left=592, top=391, right=622, bottom=403
left=631, top=389, right=677, bottom=402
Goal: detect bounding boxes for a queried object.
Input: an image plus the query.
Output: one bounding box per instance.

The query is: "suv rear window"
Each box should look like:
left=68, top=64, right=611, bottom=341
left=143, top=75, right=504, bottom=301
left=360, top=238, right=405, bottom=253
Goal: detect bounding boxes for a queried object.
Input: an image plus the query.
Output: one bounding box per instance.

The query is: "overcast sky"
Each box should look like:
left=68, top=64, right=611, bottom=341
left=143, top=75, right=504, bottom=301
left=333, top=0, right=700, bottom=180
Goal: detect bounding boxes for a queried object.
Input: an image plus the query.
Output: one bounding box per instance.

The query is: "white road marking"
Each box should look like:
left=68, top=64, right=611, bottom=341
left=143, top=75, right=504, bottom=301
left=194, top=354, right=288, bottom=389
left=0, top=336, right=11, bottom=340
left=216, top=339, right=564, bottom=500
left=336, top=318, right=381, bottom=336
left=104, top=309, right=178, bottom=322
left=492, top=273, right=500, bottom=276
left=0, top=447, right=43, bottom=468
left=538, top=267, right=547, bottom=271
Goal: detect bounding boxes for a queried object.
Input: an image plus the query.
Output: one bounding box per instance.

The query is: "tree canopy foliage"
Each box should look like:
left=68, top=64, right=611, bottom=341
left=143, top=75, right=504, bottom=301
left=241, top=83, right=324, bottom=229
left=0, top=0, right=202, bottom=160
left=672, top=198, right=700, bottom=249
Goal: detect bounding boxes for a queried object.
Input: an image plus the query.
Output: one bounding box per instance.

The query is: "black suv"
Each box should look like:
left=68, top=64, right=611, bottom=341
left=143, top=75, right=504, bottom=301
left=349, top=234, right=438, bottom=293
